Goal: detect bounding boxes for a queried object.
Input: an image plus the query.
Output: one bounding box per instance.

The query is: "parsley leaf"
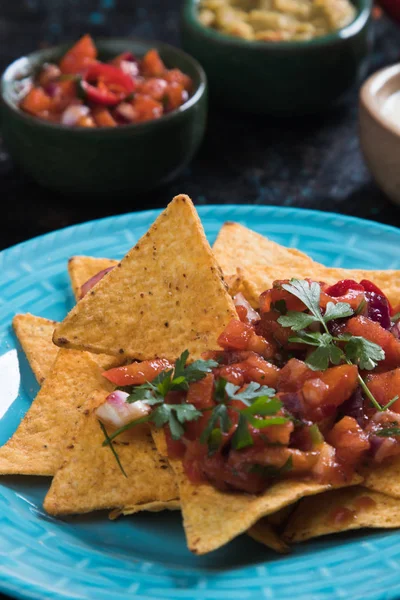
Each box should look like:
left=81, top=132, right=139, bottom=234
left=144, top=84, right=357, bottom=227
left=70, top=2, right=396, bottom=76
left=225, top=381, right=276, bottom=405
left=278, top=311, right=317, bottom=331
left=152, top=403, right=202, bottom=440
left=200, top=404, right=231, bottom=446
left=343, top=336, right=385, bottom=370
left=282, top=280, right=322, bottom=323
left=306, top=341, right=344, bottom=371
left=323, top=301, right=354, bottom=322
left=231, top=414, right=254, bottom=450
left=392, top=312, right=400, bottom=324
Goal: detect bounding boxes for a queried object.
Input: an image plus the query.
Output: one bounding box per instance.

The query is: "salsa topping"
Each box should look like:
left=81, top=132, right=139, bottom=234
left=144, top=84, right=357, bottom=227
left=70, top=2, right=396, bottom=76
left=98, top=278, right=400, bottom=494
left=19, top=35, right=193, bottom=127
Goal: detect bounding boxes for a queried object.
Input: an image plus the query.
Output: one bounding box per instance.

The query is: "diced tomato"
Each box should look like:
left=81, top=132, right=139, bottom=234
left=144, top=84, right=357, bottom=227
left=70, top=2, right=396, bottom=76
left=164, top=82, right=187, bottom=111
left=247, top=332, right=276, bottom=359
left=367, top=368, right=400, bottom=412
left=253, top=418, right=294, bottom=445
left=59, top=34, right=97, bottom=74
left=186, top=374, right=215, bottom=410
left=131, top=94, right=163, bottom=122
left=255, top=311, right=304, bottom=350
left=20, top=87, right=52, bottom=116
left=165, top=427, right=186, bottom=459
left=137, top=77, right=167, bottom=101
left=259, top=283, right=307, bottom=314
left=239, top=353, right=280, bottom=387
left=302, top=364, right=358, bottom=421
left=278, top=358, right=322, bottom=392
left=102, top=358, right=172, bottom=386
left=217, top=319, right=253, bottom=351
left=327, top=416, right=370, bottom=467
left=92, top=106, right=117, bottom=127
left=164, top=68, right=193, bottom=92
left=215, top=365, right=245, bottom=386
left=141, top=49, right=166, bottom=77
left=345, top=316, right=400, bottom=370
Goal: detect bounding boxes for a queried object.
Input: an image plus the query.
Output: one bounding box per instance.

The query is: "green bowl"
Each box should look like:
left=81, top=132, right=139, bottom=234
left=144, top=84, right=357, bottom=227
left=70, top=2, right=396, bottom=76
left=0, top=38, right=207, bottom=196
left=181, top=0, right=371, bottom=115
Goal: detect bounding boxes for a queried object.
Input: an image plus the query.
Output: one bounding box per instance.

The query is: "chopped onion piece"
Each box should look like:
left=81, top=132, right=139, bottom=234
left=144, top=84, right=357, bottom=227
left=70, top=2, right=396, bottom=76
left=120, top=60, right=139, bottom=78
left=96, top=390, right=150, bottom=429
left=115, top=102, right=136, bottom=122
left=233, top=292, right=259, bottom=324
left=61, top=105, right=90, bottom=126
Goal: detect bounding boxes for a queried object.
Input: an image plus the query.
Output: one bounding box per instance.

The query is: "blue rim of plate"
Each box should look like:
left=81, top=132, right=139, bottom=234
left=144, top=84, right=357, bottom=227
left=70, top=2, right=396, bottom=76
left=0, top=204, right=400, bottom=600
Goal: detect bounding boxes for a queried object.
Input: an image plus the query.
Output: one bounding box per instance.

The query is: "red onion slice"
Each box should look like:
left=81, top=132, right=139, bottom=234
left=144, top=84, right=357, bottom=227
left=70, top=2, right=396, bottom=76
left=80, top=266, right=115, bottom=299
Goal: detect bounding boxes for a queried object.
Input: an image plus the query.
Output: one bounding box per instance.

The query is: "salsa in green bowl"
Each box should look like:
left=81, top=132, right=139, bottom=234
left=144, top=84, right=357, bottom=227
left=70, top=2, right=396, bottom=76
left=1, top=38, right=207, bottom=196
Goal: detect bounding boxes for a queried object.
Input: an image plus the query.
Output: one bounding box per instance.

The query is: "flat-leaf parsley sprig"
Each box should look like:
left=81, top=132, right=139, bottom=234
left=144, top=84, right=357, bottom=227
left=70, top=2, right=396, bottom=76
left=102, top=350, right=288, bottom=459
left=276, top=279, right=390, bottom=411
left=103, top=350, right=218, bottom=445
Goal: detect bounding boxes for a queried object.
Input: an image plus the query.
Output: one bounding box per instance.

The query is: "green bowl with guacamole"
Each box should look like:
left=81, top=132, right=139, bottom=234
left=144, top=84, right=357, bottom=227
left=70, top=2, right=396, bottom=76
left=0, top=38, right=207, bottom=196
left=181, top=0, right=372, bottom=115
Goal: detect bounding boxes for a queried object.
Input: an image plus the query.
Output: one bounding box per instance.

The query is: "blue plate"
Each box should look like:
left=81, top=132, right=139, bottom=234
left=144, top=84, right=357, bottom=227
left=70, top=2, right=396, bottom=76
left=1, top=205, right=400, bottom=600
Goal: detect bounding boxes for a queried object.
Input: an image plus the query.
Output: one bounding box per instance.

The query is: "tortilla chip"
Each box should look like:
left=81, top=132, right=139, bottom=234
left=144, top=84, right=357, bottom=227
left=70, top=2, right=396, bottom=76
left=361, top=457, right=400, bottom=499
left=212, top=222, right=315, bottom=278
left=0, top=349, right=113, bottom=476
left=109, top=499, right=181, bottom=520
left=247, top=519, right=290, bottom=554
left=283, top=486, right=400, bottom=543
left=68, top=256, right=118, bottom=301
left=151, top=428, right=362, bottom=554
left=12, top=314, right=59, bottom=384
left=13, top=313, right=122, bottom=387
left=43, top=389, right=178, bottom=515
left=238, top=264, right=400, bottom=308
left=53, top=195, right=236, bottom=360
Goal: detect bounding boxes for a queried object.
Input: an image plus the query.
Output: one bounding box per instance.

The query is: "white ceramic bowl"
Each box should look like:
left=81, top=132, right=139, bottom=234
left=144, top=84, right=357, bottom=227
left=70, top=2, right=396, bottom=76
left=359, top=63, right=400, bottom=206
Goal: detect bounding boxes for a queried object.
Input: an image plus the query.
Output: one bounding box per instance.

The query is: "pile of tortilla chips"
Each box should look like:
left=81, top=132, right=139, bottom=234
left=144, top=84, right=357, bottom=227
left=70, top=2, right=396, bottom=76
left=2, top=194, right=400, bottom=555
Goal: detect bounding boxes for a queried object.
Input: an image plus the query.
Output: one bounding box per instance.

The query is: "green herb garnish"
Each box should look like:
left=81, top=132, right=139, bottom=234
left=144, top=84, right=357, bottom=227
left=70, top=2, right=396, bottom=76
left=376, top=425, right=400, bottom=437
left=99, top=420, right=127, bottom=477
left=277, top=279, right=387, bottom=411
left=103, top=350, right=215, bottom=444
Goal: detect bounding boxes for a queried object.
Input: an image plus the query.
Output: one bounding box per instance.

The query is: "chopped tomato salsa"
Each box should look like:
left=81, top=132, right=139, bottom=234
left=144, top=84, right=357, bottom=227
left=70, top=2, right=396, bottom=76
left=19, top=35, right=193, bottom=127
left=99, top=277, right=400, bottom=494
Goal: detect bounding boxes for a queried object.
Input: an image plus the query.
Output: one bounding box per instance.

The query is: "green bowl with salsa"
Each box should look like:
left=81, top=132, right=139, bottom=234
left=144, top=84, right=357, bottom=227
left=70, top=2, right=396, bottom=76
left=0, top=38, right=207, bottom=196
left=181, top=0, right=372, bottom=115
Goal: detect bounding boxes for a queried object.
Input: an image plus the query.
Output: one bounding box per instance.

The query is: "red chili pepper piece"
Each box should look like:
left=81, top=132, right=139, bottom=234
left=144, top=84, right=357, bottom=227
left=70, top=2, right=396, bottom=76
left=82, top=63, right=135, bottom=106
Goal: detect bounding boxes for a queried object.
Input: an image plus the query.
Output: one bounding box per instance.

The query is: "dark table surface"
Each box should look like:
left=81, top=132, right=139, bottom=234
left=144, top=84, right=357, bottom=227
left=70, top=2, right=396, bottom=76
left=1, top=1, right=400, bottom=598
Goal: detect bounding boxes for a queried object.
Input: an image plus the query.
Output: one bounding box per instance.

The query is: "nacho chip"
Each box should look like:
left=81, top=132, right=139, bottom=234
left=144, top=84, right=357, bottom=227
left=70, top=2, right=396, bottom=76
left=361, top=457, right=400, bottom=499
left=212, top=222, right=315, bottom=278
left=247, top=519, right=290, bottom=554
left=109, top=499, right=181, bottom=520
left=284, top=486, right=400, bottom=543
left=43, top=389, right=178, bottom=515
left=53, top=195, right=236, bottom=360
left=151, top=429, right=362, bottom=554
left=237, top=264, right=400, bottom=307
left=12, top=314, right=59, bottom=384
left=0, top=349, right=113, bottom=476
left=68, top=256, right=118, bottom=301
